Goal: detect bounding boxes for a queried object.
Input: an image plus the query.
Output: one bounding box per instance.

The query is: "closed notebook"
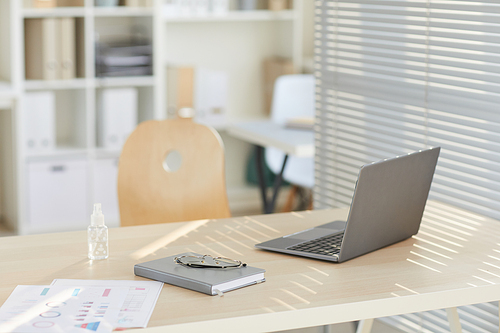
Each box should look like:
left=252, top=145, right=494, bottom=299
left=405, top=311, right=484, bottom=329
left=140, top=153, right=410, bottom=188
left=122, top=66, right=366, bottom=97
left=134, top=253, right=265, bottom=296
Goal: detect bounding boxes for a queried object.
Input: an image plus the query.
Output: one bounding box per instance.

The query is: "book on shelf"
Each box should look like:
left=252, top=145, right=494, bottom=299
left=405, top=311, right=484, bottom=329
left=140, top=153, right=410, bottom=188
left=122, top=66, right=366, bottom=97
left=59, top=17, right=76, bottom=80
left=32, top=0, right=57, bottom=8
left=134, top=253, right=266, bottom=296
left=269, top=0, right=289, bottom=11
left=124, top=0, right=153, bottom=7
left=25, top=18, right=76, bottom=81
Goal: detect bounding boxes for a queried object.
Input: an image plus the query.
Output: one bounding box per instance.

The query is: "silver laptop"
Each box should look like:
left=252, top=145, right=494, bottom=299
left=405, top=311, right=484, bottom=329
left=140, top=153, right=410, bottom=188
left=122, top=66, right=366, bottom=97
left=255, top=147, right=440, bottom=263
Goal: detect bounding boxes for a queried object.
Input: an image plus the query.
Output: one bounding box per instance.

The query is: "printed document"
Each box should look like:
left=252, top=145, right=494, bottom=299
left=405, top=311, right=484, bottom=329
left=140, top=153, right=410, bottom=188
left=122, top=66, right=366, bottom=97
left=51, top=279, right=163, bottom=328
left=0, top=285, right=128, bottom=333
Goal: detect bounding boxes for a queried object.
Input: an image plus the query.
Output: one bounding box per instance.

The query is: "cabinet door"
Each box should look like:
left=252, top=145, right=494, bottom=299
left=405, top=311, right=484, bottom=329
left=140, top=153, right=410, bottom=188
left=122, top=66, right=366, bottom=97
left=92, top=158, right=119, bottom=227
left=27, top=159, right=88, bottom=232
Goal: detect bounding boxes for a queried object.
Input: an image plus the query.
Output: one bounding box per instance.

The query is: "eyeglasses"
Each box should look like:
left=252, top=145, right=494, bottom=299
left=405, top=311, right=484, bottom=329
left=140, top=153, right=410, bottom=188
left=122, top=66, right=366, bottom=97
left=174, top=254, right=246, bottom=269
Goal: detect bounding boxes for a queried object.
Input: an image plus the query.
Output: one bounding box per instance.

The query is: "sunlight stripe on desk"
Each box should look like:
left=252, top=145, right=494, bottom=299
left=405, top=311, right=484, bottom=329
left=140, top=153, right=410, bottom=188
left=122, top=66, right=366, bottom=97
left=244, top=216, right=280, bottom=233
left=280, top=289, right=310, bottom=304
left=299, top=274, right=323, bottom=285
left=307, top=266, right=329, bottom=277
left=204, top=236, right=243, bottom=256
left=289, top=281, right=317, bottom=295
left=412, top=244, right=453, bottom=260
left=195, top=242, right=221, bottom=257
left=406, top=259, right=442, bottom=273
left=224, top=225, right=260, bottom=243
left=214, top=230, right=252, bottom=249
left=269, top=297, right=297, bottom=311
left=395, top=283, right=419, bottom=295
left=409, top=251, right=447, bottom=266
left=131, top=219, right=209, bottom=259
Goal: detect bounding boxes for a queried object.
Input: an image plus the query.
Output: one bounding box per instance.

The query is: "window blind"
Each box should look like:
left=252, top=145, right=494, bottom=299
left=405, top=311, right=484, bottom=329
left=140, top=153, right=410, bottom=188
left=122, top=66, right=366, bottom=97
left=314, top=0, right=500, bottom=331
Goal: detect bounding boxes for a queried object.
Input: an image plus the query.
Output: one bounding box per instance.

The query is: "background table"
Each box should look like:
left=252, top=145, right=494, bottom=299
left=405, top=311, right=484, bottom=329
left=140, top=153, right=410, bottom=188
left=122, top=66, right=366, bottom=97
left=1, top=201, right=500, bottom=332
left=227, top=120, right=314, bottom=213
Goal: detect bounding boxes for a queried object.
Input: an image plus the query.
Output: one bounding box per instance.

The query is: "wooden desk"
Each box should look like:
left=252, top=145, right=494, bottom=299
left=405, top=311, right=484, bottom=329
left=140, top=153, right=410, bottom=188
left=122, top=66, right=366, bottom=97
left=1, top=201, right=500, bottom=332
left=227, top=120, right=314, bottom=213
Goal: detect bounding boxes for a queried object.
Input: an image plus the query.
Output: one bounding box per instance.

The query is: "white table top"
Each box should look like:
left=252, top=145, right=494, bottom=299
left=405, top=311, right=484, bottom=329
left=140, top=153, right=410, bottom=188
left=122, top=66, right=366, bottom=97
left=2, top=201, right=500, bottom=332
left=227, top=120, right=314, bottom=157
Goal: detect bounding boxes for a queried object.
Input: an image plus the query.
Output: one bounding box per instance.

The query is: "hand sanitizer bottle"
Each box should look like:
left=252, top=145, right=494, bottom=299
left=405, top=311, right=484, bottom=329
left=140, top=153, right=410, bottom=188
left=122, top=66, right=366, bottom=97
left=88, top=203, right=109, bottom=260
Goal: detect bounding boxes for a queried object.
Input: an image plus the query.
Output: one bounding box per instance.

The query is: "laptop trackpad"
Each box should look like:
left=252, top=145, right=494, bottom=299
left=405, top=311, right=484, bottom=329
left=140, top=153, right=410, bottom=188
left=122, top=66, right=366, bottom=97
left=285, top=228, right=333, bottom=241
left=285, top=221, right=346, bottom=241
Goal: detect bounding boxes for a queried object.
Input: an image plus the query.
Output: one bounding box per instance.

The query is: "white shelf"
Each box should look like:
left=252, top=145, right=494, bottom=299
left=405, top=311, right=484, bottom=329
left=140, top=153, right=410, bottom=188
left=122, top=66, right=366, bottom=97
left=24, top=78, right=88, bottom=91
left=94, top=6, right=153, bottom=17
left=23, top=7, right=86, bottom=18
left=25, top=148, right=89, bottom=161
left=164, top=10, right=295, bottom=22
left=95, top=76, right=155, bottom=88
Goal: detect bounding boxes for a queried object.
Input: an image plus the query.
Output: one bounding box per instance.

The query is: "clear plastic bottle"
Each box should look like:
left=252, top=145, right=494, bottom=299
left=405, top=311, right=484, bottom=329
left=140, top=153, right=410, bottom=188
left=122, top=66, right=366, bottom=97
left=88, top=203, right=109, bottom=260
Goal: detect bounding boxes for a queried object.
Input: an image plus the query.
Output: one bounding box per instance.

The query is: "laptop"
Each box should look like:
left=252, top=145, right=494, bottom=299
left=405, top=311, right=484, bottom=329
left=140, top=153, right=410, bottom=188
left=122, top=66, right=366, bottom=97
left=255, top=147, right=441, bottom=263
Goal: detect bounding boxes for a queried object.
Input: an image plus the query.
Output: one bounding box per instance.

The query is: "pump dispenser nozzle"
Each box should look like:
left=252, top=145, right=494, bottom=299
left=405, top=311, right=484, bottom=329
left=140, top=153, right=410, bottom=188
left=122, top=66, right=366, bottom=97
left=91, top=203, right=105, bottom=226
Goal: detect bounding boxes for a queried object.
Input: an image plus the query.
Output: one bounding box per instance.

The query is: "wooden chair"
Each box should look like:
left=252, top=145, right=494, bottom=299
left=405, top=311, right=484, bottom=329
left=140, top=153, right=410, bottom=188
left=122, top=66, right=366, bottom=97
left=118, top=118, right=230, bottom=226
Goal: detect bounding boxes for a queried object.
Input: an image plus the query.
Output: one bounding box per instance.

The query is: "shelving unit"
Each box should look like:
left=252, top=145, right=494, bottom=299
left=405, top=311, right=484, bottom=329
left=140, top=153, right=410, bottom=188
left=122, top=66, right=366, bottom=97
left=2, top=0, right=306, bottom=235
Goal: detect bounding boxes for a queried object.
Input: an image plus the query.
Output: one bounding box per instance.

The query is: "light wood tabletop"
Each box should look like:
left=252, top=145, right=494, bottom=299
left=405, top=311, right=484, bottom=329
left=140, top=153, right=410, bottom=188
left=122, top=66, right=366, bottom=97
left=1, top=201, right=500, bottom=332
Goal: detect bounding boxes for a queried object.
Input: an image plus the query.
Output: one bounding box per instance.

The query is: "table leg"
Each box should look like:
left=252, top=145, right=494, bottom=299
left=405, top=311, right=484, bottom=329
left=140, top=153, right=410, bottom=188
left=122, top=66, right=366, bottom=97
left=254, top=145, right=289, bottom=214
left=446, top=307, right=462, bottom=333
left=355, top=319, right=374, bottom=333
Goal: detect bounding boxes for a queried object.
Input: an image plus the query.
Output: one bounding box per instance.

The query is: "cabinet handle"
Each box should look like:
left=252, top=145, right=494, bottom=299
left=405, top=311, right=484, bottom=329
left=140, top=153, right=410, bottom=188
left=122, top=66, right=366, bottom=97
left=51, top=165, right=66, bottom=172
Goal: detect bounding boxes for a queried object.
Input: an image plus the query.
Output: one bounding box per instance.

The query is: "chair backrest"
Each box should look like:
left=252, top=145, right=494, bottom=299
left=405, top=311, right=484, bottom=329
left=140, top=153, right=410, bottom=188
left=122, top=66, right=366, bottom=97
left=118, top=118, right=230, bottom=226
left=270, top=74, right=315, bottom=125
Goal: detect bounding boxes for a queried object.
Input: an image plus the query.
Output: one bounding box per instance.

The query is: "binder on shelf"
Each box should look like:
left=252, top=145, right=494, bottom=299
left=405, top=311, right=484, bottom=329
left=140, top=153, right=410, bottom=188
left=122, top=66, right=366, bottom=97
left=167, top=66, right=194, bottom=118
left=59, top=17, right=76, bottom=80
left=135, top=253, right=266, bottom=296
left=97, top=87, right=138, bottom=150
left=56, top=0, right=84, bottom=6
left=23, top=91, right=56, bottom=152
left=33, top=0, right=57, bottom=8
left=195, top=68, right=228, bottom=127
left=75, top=18, right=85, bottom=78
left=25, top=18, right=59, bottom=80
left=268, top=0, right=288, bottom=11
left=25, top=18, right=77, bottom=80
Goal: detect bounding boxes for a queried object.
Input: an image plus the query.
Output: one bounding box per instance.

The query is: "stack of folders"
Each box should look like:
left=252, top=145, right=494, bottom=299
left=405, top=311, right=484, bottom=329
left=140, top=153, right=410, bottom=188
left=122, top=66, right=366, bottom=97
left=25, top=18, right=80, bottom=80
left=96, top=34, right=152, bottom=77
left=134, top=253, right=266, bottom=296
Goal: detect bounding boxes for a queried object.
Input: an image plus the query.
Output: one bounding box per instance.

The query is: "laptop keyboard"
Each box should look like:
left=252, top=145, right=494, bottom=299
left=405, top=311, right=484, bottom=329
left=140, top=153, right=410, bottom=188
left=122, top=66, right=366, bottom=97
left=287, top=232, right=344, bottom=257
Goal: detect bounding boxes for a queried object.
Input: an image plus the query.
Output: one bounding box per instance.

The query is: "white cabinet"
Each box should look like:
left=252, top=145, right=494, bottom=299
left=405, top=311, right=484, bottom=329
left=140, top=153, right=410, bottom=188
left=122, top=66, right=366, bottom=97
left=27, top=159, right=88, bottom=233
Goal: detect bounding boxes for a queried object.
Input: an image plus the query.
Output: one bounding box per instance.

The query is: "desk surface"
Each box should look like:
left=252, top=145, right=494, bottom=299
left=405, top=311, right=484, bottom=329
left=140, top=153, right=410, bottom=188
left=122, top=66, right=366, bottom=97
left=2, top=201, right=500, bottom=332
left=227, top=120, right=314, bottom=157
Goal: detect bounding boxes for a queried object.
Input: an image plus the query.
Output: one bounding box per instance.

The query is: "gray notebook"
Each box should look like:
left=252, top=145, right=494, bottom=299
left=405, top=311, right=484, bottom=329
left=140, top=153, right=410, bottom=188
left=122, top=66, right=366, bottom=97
left=134, top=253, right=266, bottom=296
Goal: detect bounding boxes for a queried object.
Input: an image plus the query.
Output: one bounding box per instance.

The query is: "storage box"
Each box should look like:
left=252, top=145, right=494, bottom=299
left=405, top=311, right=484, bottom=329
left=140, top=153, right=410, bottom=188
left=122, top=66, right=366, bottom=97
left=23, top=91, right=55, bottom=152
left=97, top=88, right=138, bottom=150
left=27, top=159, right=88, bottom=231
